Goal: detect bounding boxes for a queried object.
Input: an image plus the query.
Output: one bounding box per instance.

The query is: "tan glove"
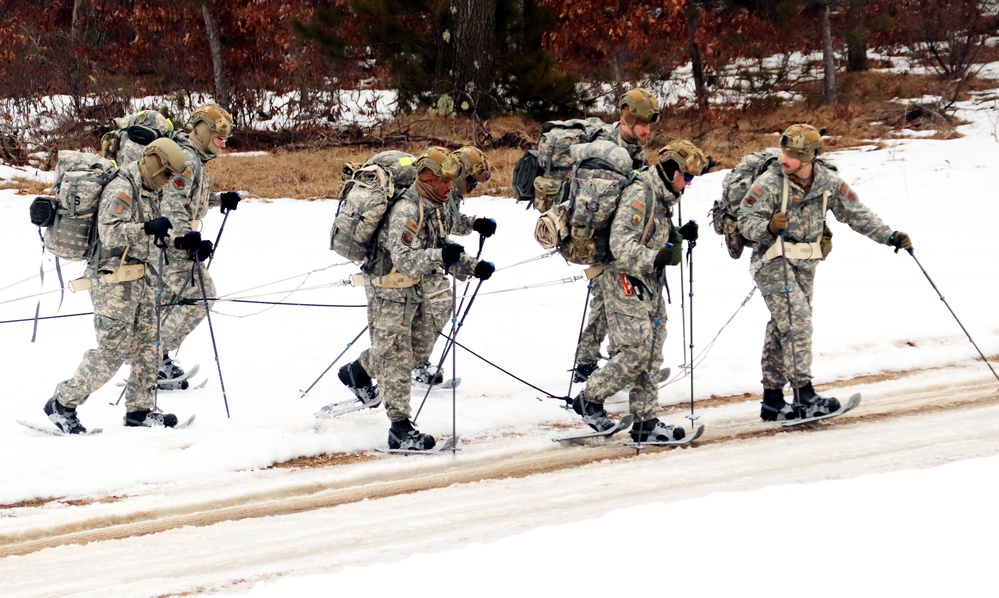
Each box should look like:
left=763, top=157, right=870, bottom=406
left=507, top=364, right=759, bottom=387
left=769, top=212, right=788, bottom=235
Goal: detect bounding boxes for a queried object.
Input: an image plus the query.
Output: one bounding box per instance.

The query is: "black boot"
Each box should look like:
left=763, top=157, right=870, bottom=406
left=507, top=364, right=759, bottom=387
left=387, top=419, right=436, bottom=451
left=760, top=388, right=798, bottom=422
left=571, top=391, right=615, bottom=432
left=794, top=382, right=840, bottom=417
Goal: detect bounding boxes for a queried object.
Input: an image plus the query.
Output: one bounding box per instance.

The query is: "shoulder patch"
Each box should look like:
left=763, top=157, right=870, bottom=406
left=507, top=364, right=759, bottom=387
left=631, top=200, right=645, bottom=213
left=848, top=191, right=857, bottom=202
left=631, top=213, right=642, bottom=226
left=743, top=196, right=757, bottom=207
left=405, top=219, right=419, bottom=233
left=115, top=203, right=124, bottom=214
left=402, top=231, right=413, bottom=245
left=839, top=182, right=849, bottom=195
left=117, top=191, right=132, bottom=206
left=751, top=185, right=764, bottom=197
left=172, top=178, right=186, bottom=190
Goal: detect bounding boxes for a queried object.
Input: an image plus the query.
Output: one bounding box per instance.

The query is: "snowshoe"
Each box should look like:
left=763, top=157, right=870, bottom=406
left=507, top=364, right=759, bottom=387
left=411, top=361, right=444, bottom=386
left=387, top=419, right=436, bottom=451
left=629, top=418, right=685, bottom=442
left=124, top=409, right=179, bottom=428
left=571, top=392, right=616, bottom=433
left=43, top=396, right=87, bottom=434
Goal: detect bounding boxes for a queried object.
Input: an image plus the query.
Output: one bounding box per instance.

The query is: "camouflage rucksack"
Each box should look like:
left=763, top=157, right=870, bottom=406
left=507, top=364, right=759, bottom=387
left=100, top=110, right=175, bottom=167
left=513, top=117, right=608, bottom=212
left=534, top=139, right=641, bottom=265
left=330, top=150, right=417, bottom=263
left=29, top=150, right=120, bottom=262
left=709, top=149, right=783, bottom=259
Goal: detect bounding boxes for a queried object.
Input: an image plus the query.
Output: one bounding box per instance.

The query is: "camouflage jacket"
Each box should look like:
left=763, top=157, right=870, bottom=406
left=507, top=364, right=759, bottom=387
left=160, top=133, right=216, bottom=265
left=738, top=161, right=894, bottom=260
left=599, top=122, right=648, bottom=171
left=608, top=168, right=679, bottom=288
left=94, top=161, right=160, bottom=271
left=369, top=187, right=477, bottom=283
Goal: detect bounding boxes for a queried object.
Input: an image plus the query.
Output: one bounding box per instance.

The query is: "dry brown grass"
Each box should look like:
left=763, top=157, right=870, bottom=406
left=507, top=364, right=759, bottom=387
left=6, top=69, right=991, bottom=201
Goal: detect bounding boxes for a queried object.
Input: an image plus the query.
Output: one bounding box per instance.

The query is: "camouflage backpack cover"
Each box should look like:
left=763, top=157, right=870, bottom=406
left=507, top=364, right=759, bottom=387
left=710, top=148, right=835, bottom=259
left=330, top=150, right=416, bottom=263
left=512, top=117, right=607, bottom=211
left=534, top=139, right=640, bottom=265
left=29, top=150, right=120, bottom=261
left=100, top=110, right=175, bottom=167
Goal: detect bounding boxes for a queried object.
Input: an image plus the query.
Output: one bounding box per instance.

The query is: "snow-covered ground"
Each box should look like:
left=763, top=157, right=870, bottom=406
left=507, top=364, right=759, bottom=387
left=1, top=88, right=998, bottom=596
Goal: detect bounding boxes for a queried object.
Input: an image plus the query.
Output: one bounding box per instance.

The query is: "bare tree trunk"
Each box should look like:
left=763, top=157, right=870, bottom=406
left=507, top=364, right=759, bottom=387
left=200, top=0, right=230, bottom=109
left=686, top=0, right=708, bottom=108
left=846, top=0, right=869, bottom=72
left=438, top=0, right=497, bottom=116
left=820, top=1, right=837, bottom=105
left=71, top=0, right=88, bottom=41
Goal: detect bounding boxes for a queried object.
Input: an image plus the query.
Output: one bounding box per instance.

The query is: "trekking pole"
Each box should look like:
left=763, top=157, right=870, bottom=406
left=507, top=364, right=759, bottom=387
left=205, top=205, right=233, bottom=270
left=153, top=236, right=170, bottom=411
left=685, top=229, right=698, bottom=425
left=413, top=278, right=485, bottom=423
left=676, top=205, right=690, bottom=376
left=298, top=326, right=368, bottom=397
left=778, top=231, right=802, bottom=405
left=450, top=274, right=458, bottom=449
left=564, top=283, right=593, bottom=405
left=906, top=248, right=999, bottom=385
left=196, top=259, right=231, bottom=417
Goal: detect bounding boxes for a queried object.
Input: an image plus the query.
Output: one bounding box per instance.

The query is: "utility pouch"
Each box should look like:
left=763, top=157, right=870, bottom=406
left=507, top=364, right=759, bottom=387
left=102, top=263, right=146, bottom=284
left=69, top=277, right=92, bottom=292
left=533, top=176, right=563, bottom=213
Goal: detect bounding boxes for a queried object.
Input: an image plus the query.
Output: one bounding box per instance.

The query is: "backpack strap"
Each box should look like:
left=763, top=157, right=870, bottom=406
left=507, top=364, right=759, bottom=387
left=763, top=177, right=829, bottom=262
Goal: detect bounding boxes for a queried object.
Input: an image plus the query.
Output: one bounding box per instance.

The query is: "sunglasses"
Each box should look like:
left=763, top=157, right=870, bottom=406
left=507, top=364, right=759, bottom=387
left=682, top=173, right=694, bottom=183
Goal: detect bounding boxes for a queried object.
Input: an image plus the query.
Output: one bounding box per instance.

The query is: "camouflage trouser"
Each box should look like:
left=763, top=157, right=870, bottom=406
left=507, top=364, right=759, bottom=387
left=575, top=279, right=607, bottom=365
left=159, top=259, right=216, bottom=353
left=582, top=269, right=666, bottom=422
left=57, top=276, right=159, bottom=412
left=754, top=257, right=816, bottom=389
left=358, top=276, right=452, bottom=423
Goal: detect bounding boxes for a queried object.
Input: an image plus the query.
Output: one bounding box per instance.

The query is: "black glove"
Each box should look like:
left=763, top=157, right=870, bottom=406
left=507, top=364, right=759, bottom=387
left=473, top=261, right=495, bottom=280
left=220, top=191, right=241, bottom=213
left=174, top=231, right=202, bottom=251
left=195, top=239, right=214, bottom=262
left=143, top=216, right=173, bottom=237
left=889, top=230, right=913, bottom=253
left=678, top=220, right=699, bottom=241
left=441, top=242, right=465, bottom=266
left=472, top=217, right=497, bottom=237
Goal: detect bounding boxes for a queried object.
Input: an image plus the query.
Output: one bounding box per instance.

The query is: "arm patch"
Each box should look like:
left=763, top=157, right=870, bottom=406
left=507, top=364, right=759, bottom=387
left=405, top=219, right=419, bottom=233
left=117, top=191, right=132, bottom=206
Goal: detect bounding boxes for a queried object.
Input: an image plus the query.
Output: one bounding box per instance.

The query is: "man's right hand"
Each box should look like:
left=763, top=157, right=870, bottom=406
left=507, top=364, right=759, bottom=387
left=768, top=212, right=788, bottom=235
left=442, top=242, right=465, bottom=266
left=143, top=217, right=173, bottom=238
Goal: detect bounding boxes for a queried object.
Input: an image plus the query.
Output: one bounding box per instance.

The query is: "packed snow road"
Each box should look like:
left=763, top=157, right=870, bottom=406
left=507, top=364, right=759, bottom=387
left=1, top=362, right=997, bottom=596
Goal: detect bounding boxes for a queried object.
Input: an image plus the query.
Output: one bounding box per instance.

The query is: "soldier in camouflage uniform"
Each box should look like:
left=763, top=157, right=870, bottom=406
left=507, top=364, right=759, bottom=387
left=411, top=146, right=498, bottom=386
left=572, top=141, right=705, bottom=441
left=158, top=103, right=238, bottom=386
left=573, top=88, right=659, bottom=384
left=737, top=124, right=913, bottom=421
left=339, top=147, right=496, bottom=450
left=44, top=139, right=188, bottom=433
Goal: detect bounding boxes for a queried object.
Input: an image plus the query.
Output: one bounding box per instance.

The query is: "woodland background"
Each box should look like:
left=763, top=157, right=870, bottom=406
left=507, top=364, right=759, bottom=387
left=1, top=0, right=997, bottom=199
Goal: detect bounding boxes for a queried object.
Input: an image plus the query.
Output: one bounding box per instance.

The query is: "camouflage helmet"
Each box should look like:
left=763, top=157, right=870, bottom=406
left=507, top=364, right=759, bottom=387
left=414, top=146, right=460, bottom=181
left=454, top=146, right=491, bottom=184
left=139, top=137, right=186, bottom=190
left=190, top=102, right=234, bottom=138
left=780, top=124, right=823, bottom=163
left=365, top=150, right=417, bottom=189
left=143, top=137, right=187, bottom=175
left=657, top=139, right=707, bottom=178
left=619, top=88, right=661, bottom=124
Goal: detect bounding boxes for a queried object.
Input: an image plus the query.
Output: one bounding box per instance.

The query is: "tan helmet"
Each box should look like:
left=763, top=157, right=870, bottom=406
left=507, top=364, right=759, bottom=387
left=414, top=146, right=460, bottom=181
left=780, top=124, right=823, bottom=163
left=455, top=146, right=491, bottom=184
left=657, top=139, right=707, bottom=177
left=190, top=103, right=234, bottom=138
left=619, top=88, right=661, bottom=124
left=139, top=137, right=187, bottom=190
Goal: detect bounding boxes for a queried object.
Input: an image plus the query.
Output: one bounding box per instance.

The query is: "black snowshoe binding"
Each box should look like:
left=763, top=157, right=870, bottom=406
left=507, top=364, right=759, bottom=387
left=44, top=396, right=87, bottom=434
left=339, top=361, right=381, bottom=409
left=571, top=392, right=616, bottom=432
left=411, top=361, right=444, bottom=386
left=387, top=419, right=436, bottom=451
left=158, top=354, right=189, bottom=390
left=124, top=409, right=179, bottom=428
left=629, top=418, right=685, bottom=442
